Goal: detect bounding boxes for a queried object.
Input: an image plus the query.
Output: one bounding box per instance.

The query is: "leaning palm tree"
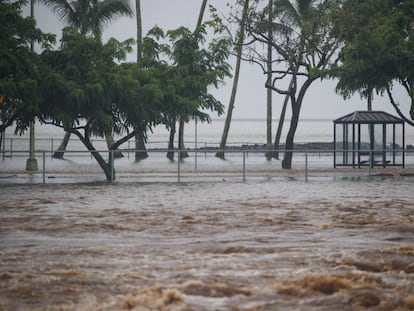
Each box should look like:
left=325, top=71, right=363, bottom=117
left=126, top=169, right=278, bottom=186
left=270, top=0, right=317, bottom=160
left=265, top=0, right=272, bottom=160
left=41, top=0, right=133, bottom=158
left=216, top=0, right=249, bottom=159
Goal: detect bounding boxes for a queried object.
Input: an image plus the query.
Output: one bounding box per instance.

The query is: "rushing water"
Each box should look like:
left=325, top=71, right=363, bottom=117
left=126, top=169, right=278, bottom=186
left=1, top=180, right=413, bottom=310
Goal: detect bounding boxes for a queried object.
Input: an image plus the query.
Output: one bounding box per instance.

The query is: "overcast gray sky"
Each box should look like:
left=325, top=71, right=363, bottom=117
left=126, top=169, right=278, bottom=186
left=28, top=0, right=411, bottom=120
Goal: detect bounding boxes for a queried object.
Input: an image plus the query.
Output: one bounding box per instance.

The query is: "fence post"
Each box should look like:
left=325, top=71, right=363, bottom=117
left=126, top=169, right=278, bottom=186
left=10, top=138, right=13, bottom=159
left=51, top=139, right=54, bottom=157
left=243, top=150, right=246, bottom=182
left=177, top=150, right=181, bottom=183
left=42, top=151, right=46, bottom=184
left=305, top=151, right=308, bottom=182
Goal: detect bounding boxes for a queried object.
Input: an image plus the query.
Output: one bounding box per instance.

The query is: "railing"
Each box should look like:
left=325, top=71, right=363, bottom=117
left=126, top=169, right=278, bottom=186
left=1, top=148, right=413, bottom=185
left=0, top=136, right=291, bottom=159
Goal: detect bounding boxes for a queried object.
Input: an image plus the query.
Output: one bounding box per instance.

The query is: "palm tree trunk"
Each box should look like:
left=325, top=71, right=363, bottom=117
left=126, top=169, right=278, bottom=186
left=273, top=76, right=295, bottom=159
left=197, top=0, right=208, bottom=30
left=26, top=0, right=37, bottom=171
left=216, top=0, right=249, bottom=159
left=265, top=0, right=273, bottom=160
left=136, top=0, right=142, bottom=62
left=272, top=94, right=288, bottom=159
left=53, top=131, right=71, bottom=159
left=133, top=0, right=148, bottom=160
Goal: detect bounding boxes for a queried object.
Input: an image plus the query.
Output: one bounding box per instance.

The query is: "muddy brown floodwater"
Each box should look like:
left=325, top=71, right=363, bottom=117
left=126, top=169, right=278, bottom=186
left=0, top=180, right=413, bottom=310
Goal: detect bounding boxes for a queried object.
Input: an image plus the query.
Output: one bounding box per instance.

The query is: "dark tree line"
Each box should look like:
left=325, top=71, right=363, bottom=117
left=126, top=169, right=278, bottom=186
left=0, top=0, right=231, bottom=180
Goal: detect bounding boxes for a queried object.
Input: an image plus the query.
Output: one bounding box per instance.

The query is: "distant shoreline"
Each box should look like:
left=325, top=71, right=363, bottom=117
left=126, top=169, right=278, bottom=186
left=210, top=118, right=333, bottom=122
left=197, top=141, right=414, bottom=151
left=200, top=142, right=333, bottom=151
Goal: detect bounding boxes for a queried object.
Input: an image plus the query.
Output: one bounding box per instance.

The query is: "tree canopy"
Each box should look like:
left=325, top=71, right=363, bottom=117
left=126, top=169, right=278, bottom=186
left=330, top=0, right=414, bottom=122
left=38, top=28, right=163, bottom=180
left=0, top=0, right=54, bottom=134
left=141, top=23, right=232, bottom=159
left=242, top=0, right=341, bottom=168
left=33, top=18, right=231, bottom=180
left=39, top=0, right=133, bottom=38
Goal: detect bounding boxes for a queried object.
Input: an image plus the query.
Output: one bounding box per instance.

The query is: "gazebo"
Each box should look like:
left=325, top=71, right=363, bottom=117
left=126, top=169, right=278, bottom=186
left=333, top=111, right=405, bottom=168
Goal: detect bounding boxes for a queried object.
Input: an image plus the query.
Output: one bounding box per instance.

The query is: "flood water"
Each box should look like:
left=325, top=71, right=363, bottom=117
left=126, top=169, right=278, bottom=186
left=1, top=180, right=413, bottom=310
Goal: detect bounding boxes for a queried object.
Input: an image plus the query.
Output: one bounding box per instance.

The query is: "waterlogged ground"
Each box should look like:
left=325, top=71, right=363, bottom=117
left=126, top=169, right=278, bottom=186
left=1, top=180, right=414, bottom=310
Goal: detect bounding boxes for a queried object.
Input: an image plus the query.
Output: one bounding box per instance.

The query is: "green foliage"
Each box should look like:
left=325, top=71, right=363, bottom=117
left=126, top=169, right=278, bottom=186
left=39, top=0, right=133, bottom=38
left=0, top=0, right=55, bottom=133
left=248, top=0, right=340, bottom=79
left=142, top=23, right=232, bottom=125
left=330, top=0, right=414, bottom=117
left=109, top=63, right=164, bottom=133
left=38, top=28, right=163, bottom=138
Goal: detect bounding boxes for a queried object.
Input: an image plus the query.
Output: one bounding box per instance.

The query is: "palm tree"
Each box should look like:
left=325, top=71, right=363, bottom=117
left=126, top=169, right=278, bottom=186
left=136, top=0, right=142, bottom=62
left=265, top=0, right=272, bottom=160
left=26, top=0, right=38, bottom=171
left=271, top=0, right=316, bottom=159
left=133, top=0, right=149, bottom=161
left=268, top=0, right=335, bottom=169
left=216, top=0, right=249, bottom=159
left=41, top=0, right=133, bottom=38
left=40, top=0, right=133, bottom=158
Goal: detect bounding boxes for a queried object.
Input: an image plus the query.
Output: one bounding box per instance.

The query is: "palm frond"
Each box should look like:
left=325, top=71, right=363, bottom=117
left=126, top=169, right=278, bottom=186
left=38, top=0, right=77, bottom=27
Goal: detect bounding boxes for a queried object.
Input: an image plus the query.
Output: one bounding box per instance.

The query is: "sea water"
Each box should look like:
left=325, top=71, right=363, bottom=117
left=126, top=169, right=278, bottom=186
left=3, top=119, right=414, bottom=151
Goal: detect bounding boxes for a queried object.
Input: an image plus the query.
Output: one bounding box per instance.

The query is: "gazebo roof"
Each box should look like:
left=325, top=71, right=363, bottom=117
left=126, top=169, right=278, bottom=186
left=334, top=111, right=404, bottom=124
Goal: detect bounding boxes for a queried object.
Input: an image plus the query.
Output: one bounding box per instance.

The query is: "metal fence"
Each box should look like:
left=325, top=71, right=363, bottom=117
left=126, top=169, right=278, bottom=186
left=1, top=147, right=414, bottom=185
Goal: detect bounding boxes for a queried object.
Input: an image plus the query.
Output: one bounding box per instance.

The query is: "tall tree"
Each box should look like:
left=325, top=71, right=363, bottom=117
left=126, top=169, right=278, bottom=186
left=133, top=0, right=149, bottom=161
left=330, top=0, right=414, bottom=125
left=216, top=0, right=250, bottom=159
left=246, top=0, right=341, bottom=169
left=27, top=0, right=38, bottom=171
left=145, top=24, right=231, bottom=160
left=41, top=0, right=133, bottom=38
left=176, top=0, right=209, bottom=159
left=38, top=29, right=163, bottom=181
left=265, top=0, right=272, bottom=160
left=39, top=0, right=134, bottom=158
left=0, top=0, right=54, bottom=149
left=171, top=25, right=230, bottom=158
